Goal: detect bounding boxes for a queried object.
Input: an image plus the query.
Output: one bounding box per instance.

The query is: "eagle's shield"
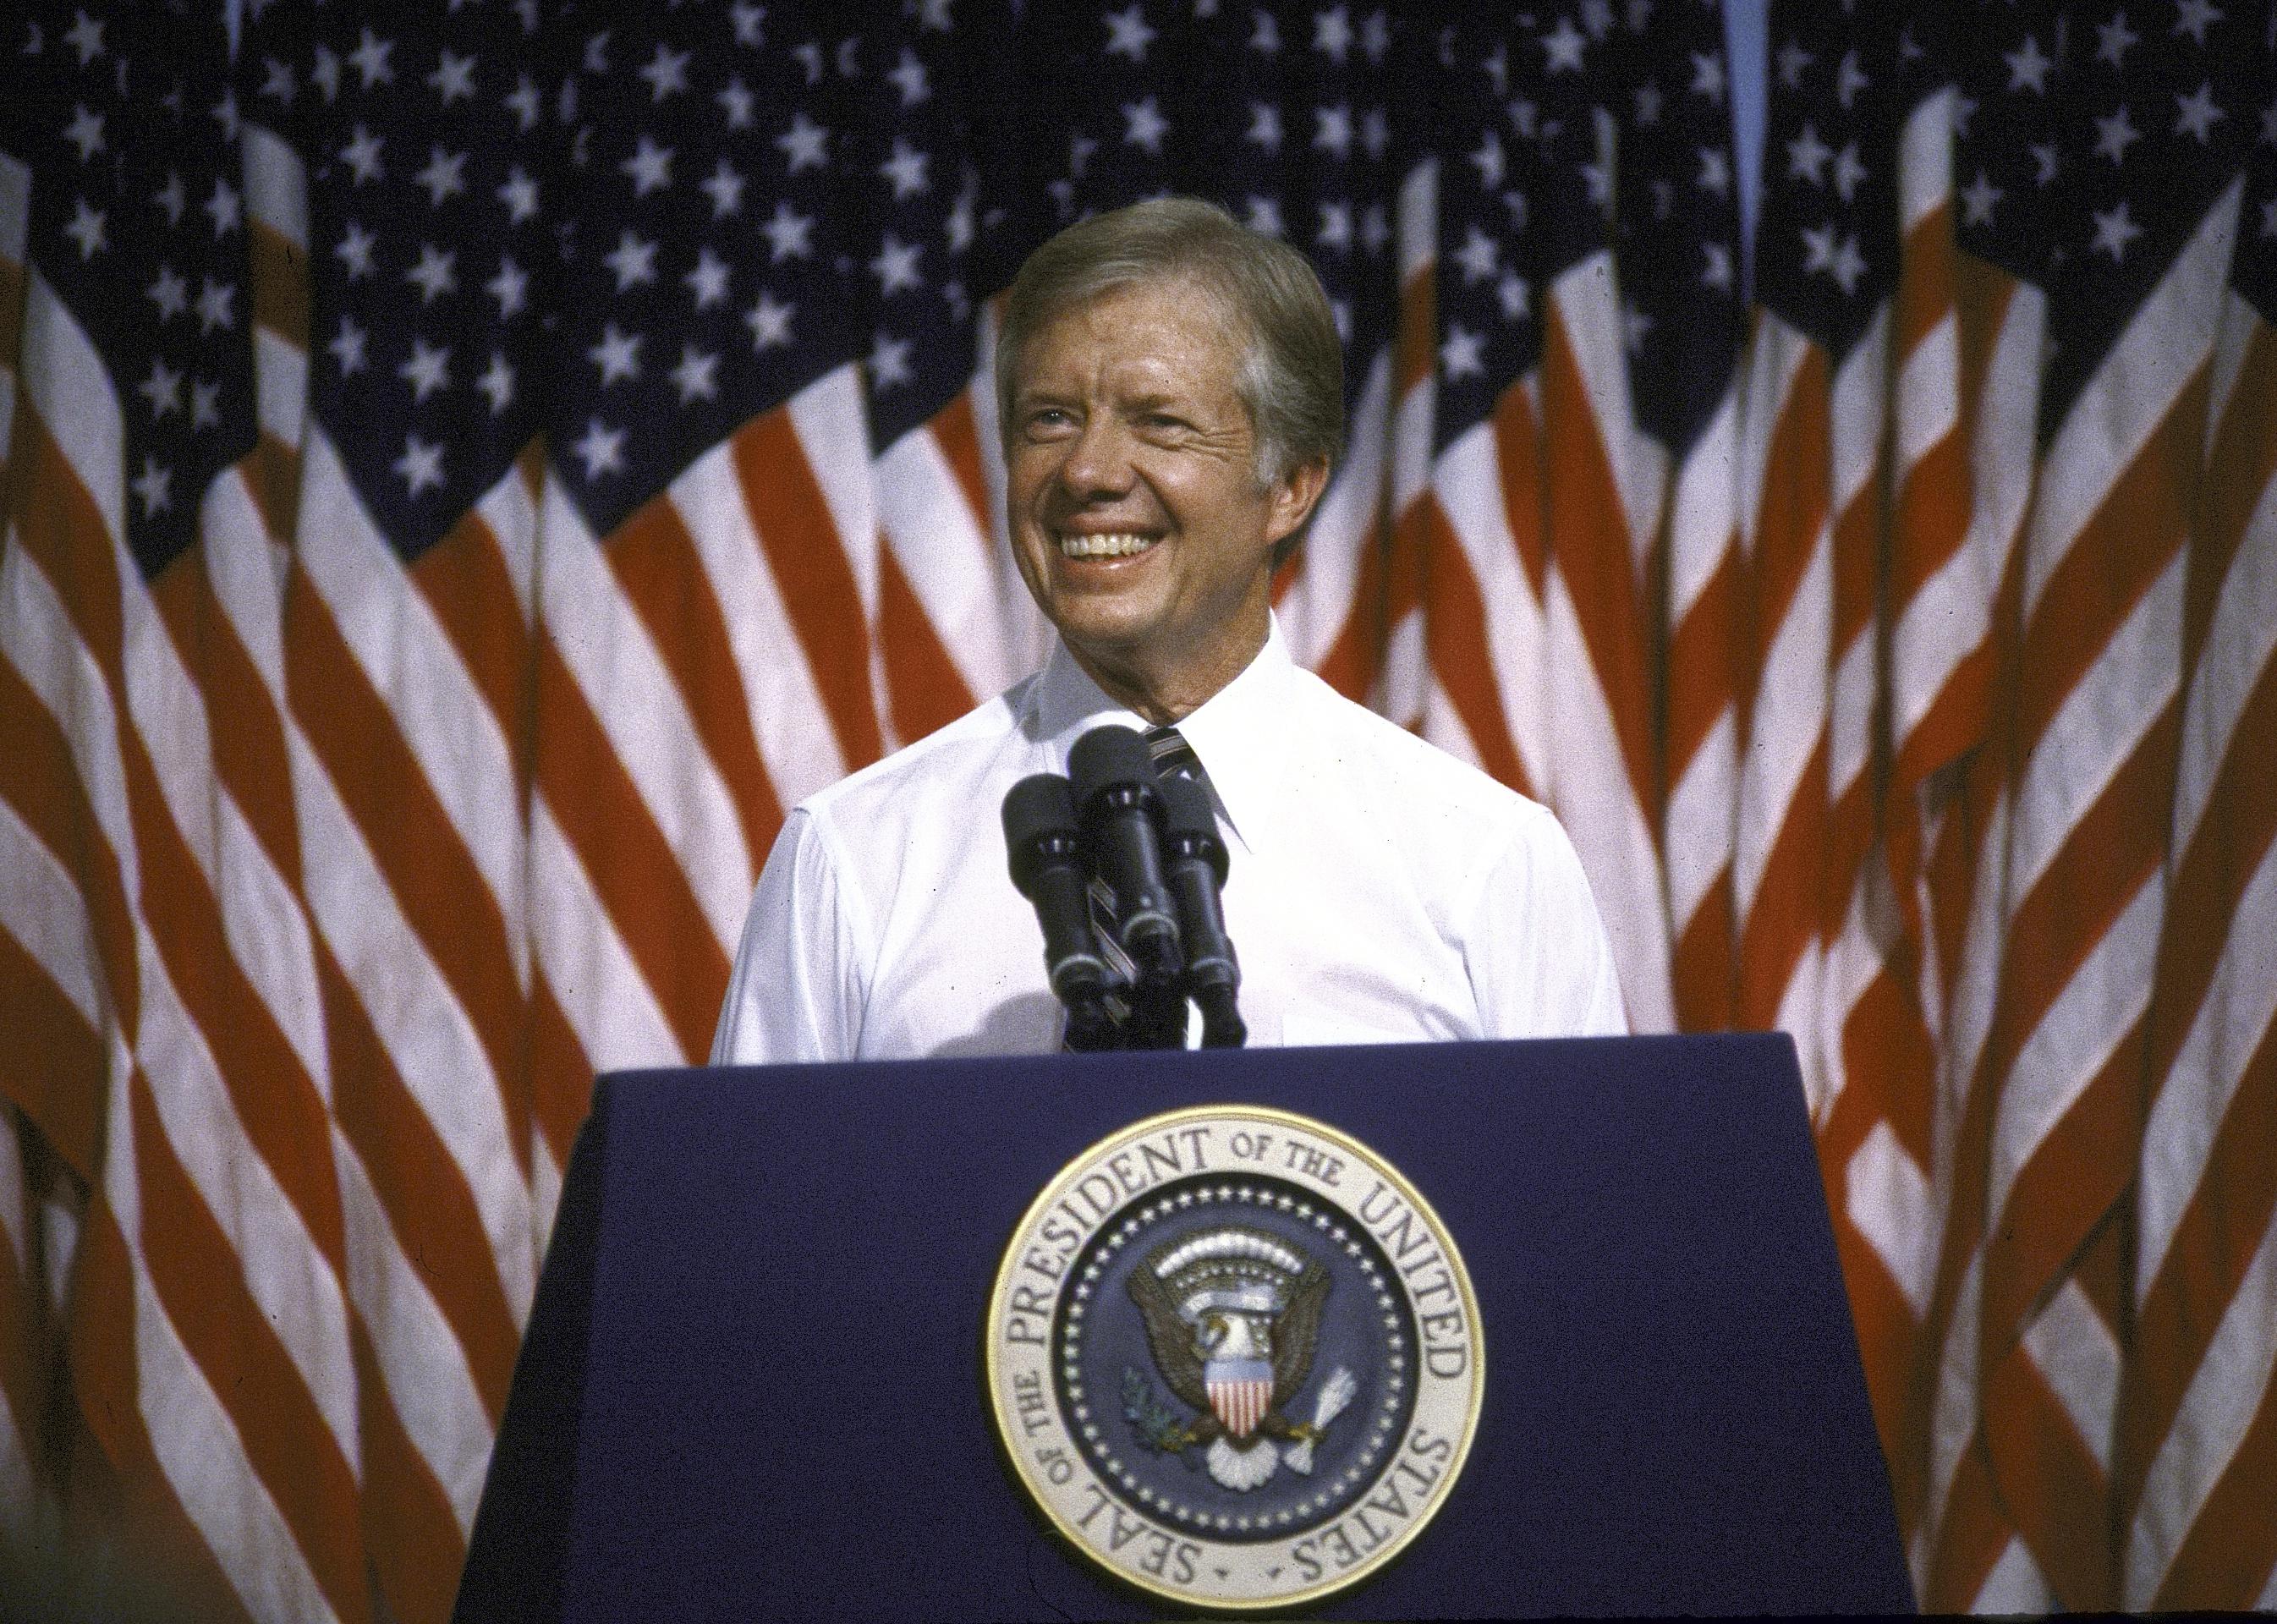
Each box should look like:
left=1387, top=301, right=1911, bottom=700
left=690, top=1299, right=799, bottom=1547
left=1205, top=1358, right=1275, bottom=1439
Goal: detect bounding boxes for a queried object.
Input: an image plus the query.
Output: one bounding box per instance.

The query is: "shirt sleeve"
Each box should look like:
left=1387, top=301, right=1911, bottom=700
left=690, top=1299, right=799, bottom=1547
left=1462, top=805, right=1629, bottom=1039
left=710, top=807, right=871, bottom=1064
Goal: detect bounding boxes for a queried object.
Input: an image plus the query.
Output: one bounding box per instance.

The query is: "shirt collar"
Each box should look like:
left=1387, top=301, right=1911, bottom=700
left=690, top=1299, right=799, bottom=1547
left=1025, top=616, right=1302, bottom=852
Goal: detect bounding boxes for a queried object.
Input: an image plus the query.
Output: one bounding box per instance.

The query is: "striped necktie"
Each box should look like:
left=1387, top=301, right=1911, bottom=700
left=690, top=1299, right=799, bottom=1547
left=1145, top=723, right=1207, bottom=786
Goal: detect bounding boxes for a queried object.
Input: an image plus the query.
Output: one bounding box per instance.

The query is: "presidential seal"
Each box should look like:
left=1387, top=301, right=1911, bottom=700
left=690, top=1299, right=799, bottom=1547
left=986, top=1106, right=1483, bottom=1610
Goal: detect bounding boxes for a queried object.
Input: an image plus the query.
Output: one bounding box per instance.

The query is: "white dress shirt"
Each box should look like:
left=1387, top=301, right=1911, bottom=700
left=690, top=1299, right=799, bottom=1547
left=712, top=618, right=1626, bottom=1062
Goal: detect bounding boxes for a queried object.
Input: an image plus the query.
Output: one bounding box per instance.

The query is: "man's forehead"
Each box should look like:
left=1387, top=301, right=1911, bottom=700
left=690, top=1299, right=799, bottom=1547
left=1012, top=278, right=1246, bottom=395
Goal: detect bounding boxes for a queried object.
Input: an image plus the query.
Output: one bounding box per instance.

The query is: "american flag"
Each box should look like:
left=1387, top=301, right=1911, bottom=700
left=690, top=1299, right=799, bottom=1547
left=0, top=2, right=2273, bottom=1616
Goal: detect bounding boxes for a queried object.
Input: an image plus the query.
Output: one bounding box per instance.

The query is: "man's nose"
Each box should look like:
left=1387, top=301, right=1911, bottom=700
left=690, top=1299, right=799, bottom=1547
left=1056, top=415, right=1137, bottom=501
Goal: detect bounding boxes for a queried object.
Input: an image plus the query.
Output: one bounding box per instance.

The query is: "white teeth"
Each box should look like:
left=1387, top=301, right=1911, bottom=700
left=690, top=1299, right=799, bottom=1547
left=1058, top=532, right=1156, bottom=558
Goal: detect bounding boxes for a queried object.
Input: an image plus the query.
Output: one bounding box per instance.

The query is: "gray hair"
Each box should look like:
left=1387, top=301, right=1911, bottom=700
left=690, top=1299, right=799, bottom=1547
left=995, top=199, right=1343, bottom=557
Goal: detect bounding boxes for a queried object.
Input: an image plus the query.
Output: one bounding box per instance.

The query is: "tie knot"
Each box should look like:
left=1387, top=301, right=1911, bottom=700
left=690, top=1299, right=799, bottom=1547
left=1145, top=724, right=1206, bottom=785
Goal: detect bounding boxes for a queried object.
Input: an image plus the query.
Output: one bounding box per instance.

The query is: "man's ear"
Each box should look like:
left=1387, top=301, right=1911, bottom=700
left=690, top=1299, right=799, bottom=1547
left=1264, top=456, right=1331, bottom=551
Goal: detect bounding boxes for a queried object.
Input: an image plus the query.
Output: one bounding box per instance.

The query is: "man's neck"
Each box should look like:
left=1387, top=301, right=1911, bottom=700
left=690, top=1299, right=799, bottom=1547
left=1062, top=616, right=1270, bottom=725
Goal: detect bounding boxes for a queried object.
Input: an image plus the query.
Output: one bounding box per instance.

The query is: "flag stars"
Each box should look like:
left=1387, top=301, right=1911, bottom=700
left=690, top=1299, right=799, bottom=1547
left=2098, top=11, right=2141, bottom=65
left=1801, top=222, right=1866, bottom=294
left=887, top=48, right=930, bottom=107
left=1497, top=270, right=1531, bottom=320
left=1786, top=121, right=1831, bottom=187
left=621, top=135, right=674, bottom=197
left=195, top=277, right=235, bottom=334
left=505, top=73, right=542, bottom=131
left=717, top=75, right=756, bottom=131
left=426, top=48, right=477, bottom=105
left=1690, top=50, right=1725, bottom=102
left=1698, top=145, right=1731, bottom=197
left=639, top=41, right=692, bottom=101
left=203, top=177, right=243, bottom=238
left=776, top=112, right=829, bottom=174
left=147, top=266, right=189, bottom=320
left=1105, top=4, right=1157, bottom=62
left=878, top=138, right=930, bottom=200
left=869, top=232, right=924, bottom=296
left=762, top=200, right=815, bottom=260
left=1440, top=324, right=1485, bottom=380
left=414, top=147, right=469, bottom=209
left=1251, top=10, right=1281, bottom=52
left=2006, top=33, right=2053, bottom=94
left=189, top=380, right=221, bottom=431
left=1314, top=6, right=1353, bottom=63
left=63, top=104, right=104, bottom=162
left=605, top=229, right=660, bottom=292
left=684, top=245, right=731, bottom=309
left=868, top=330, right=914, bottom=389
left=1633, top=80, right=1662, bottom=127
left=132, top=457, right=173, bottom=518
left=138, top=358, right=185, bottom=419
left=398, top=338, right=451, bottom=403
left=311, top=46, right=343, bottom=102
left=330, top=316, right=369, bottom=376
left=1314, top=104, right=1353, bottom=160
left=1318, top=200, right=1353, bottom=251
left=1542, top=15, right=1587, bottom=74
left=63, top=199, right=106, bottom=259
left=341, top=125, right=386, bottom=185
left=63, top=9, right=103, bottom=65
left=1835, top=50, right=1867, bottom=110
left=1454, top=223, right=1500, bottom=284
left=498, top=166, right=540, bottom=224
left=349, top=28, right=396, bottom=90
left=572, top=419, right=625, bottom=480
left=1830, top=143, right=1866, bottom=204
left=2031, top=140, right=2060, bottom=186
left=2096, top=103, right=2142, bottom=162
left=1244, top=195, right=1285, bottom=237
left=670, top=344, right=721, bottom=404
left=2174, top=82, right=2223, bottom=143
left=392, top=435, right=444, bottom=497
left=745, top=289, right=795, bottom=349
left=589, top=322, right=643, bottom=385
left=486, top=255, right=528, bottom=318
left=1961, top=170, right=2003, bottom=227
left=475, top=352, right=515, bottom=415
left=732, top=2, right=767, bottom=47
left=405, top=244, right=458, bottom=303
left=1470, top=129, right=1506, bottom=190
left=702, top=159, right=747, bottom=219
left=1701, top=242, right=1732, bottom=292
left=261, top=57, right=296, bottom=104
left=2093, top=199, right=2143, bottom=261
left=2171, top=0, right=2222, bottom=47
left=1775, top=37, right=1812, bottom=89
left=1247, top=102, right=1283, bottom=151
left=154, top=173, right=186, bottom=227
left=1123, top=96, right=1169, bottom=154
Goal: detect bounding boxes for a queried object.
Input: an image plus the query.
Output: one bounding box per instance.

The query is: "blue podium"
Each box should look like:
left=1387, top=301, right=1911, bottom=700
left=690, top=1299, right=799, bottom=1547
left=455, top=1034, right=1912, bottom=1618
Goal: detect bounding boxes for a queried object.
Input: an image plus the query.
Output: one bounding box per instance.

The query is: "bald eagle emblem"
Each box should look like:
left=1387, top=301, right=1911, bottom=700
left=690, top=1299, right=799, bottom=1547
left=1123, top=1225, right=1358, bottom=1492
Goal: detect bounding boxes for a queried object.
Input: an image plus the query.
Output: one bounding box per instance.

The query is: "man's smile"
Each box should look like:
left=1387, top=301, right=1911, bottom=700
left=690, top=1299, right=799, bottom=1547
left=1056, top=529, right=1161, bottom=559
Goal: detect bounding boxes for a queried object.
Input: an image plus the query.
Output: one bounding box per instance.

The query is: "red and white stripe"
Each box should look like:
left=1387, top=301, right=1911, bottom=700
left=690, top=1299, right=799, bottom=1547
left=241, top=119, right=540, bottom=1623
left=3, top=241, right=369, bottom=1618
left=529, top=365, right=886, bottom=1112
left=2114, top=277, right=2277, bottom=1612
left=1660, top=370, right=1743, bottom=1034
left=1919, top=183, right=2241, bottom=1614
left=1539, top=255, right=1673, bottom=1034
left=1814, top=85, right=1967, bottom=1539
left=1374, top=159, right=1438, bottom=732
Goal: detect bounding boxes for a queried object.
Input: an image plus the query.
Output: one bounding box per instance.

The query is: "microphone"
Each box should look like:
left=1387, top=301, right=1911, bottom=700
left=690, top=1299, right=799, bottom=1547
left=1067, top=726, right=1182, bottom=990
left=1156, top=771, right=1245, bottom=1048
left=1001, top=773, right=1118, bottom=1051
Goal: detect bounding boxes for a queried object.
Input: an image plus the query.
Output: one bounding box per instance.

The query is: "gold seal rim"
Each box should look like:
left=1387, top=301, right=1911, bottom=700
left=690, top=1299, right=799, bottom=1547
left=983, top=1102, right=1486, bottom=1613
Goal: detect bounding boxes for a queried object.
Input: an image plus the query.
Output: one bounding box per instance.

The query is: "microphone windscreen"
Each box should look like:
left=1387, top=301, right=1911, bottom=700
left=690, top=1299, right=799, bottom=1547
left=1067, top=724, right=1155, bottom=802
left=1001, top=773, right=1079, bottom=895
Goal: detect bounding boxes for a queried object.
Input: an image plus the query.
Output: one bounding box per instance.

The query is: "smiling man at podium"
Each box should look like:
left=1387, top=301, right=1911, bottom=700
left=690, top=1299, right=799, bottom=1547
left=713, top=199, right=1624, bottom=1063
